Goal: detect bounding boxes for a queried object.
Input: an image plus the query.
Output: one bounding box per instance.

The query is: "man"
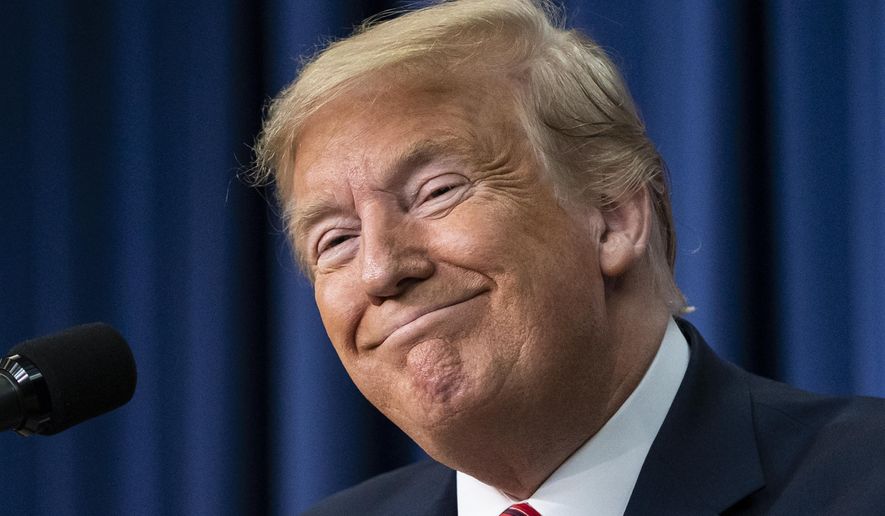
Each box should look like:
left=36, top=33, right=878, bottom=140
left=254, top=1, right=885, bottom=514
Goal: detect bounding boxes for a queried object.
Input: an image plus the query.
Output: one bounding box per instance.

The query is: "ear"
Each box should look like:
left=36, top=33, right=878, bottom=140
left=598, top=187, right=652, bottom=278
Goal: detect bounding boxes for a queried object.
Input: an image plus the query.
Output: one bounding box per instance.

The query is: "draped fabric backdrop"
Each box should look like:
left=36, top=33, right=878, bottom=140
left=1, top=1, right=882, bottom=514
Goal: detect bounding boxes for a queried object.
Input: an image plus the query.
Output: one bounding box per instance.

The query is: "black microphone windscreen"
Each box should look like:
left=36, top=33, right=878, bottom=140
left=9, top=323, right=137, bottom=435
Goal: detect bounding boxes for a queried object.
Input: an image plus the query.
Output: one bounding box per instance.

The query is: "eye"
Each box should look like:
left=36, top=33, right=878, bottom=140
left=427, top=185, right=456, bottom=199
left=416, top=174, right=468, bottom=208
left=316, top=230, right=358, bottom=261
left=322, top=234, right=353, bottom=251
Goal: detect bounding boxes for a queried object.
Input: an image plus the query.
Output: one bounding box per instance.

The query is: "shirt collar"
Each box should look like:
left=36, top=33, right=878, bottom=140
left=457, top=318, right=690, bottom=516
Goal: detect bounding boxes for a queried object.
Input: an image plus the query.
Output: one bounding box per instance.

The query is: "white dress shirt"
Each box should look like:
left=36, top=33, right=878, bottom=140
left=457, top=318, right=690, bottom=516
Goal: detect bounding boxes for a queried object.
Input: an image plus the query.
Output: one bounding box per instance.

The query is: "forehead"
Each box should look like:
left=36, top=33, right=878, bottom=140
left=287, top=75, right=524, bottom=214
left=293, top=78, right=513, bottom=177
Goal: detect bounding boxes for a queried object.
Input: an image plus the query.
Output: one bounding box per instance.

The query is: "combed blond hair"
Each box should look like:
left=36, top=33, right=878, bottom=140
left=254, top=0, right=687, bottom=313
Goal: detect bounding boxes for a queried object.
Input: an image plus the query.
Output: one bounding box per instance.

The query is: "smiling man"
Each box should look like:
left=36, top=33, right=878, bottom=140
left=289, top=72, right=668, bottom=503
left=254, top=1, right=885, bottom=515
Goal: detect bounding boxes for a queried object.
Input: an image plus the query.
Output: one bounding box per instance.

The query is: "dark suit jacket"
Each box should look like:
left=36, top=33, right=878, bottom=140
left=304, top=320, right=885, bottom=515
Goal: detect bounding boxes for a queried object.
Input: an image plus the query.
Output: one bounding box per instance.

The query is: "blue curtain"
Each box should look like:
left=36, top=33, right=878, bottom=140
left=1, top=1, right=882, bottom=514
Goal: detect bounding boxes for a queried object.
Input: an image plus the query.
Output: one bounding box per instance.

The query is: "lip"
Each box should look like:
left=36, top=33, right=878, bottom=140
left=361, top=290, right=488, bottom=350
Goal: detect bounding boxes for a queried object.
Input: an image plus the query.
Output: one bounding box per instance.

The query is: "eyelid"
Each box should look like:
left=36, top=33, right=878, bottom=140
left=315, top=227, right=359, bottom=263
left=318, top=229, right=350, bottom=252
left=415, top=173, right=468, bottom=206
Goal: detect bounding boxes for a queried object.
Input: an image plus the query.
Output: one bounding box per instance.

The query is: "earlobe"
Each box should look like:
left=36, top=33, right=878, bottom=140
left=598, top=188, right=651, bottom=278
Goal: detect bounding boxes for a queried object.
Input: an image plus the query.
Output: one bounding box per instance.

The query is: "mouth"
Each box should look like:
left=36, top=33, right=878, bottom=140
left=362, top=290, right=488, bottom=351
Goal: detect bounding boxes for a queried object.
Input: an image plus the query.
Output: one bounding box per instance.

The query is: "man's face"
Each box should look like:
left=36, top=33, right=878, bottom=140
left=289, top=77, right=619, bottom=455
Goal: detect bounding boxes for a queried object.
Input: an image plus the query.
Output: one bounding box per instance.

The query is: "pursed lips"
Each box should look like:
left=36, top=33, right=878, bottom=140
left=359, top=289, right=489, bottom=350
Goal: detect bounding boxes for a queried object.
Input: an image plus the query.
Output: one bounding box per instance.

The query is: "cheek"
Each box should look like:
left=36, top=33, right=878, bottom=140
left=314, top=277, right=364, bottom=355
left=426, top=204, right=519, bottom=269
left=345, top=355, right=398, bottom=409
left=433, top=197, right=603, bottom=323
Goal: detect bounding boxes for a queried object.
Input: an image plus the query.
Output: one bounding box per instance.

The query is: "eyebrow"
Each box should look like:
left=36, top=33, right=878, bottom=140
left=286, top=199, right=340, bottom=251
left=288, top=136, right=475, bottom=247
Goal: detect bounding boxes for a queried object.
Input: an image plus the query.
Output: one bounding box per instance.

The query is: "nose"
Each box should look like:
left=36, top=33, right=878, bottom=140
left=359, top=212, right=434, bottom=304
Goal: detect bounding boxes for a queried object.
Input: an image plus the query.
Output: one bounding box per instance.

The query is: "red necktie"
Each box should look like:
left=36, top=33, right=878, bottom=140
left=501, top=502, right=542, bottom=516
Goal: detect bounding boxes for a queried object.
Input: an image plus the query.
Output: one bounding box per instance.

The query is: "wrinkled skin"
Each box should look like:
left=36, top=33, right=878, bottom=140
left=288, top=76, right=663, bottom=497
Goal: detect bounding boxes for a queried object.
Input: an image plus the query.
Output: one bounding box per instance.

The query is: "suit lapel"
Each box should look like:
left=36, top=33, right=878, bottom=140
left=428, top=466, right=458, bottom=516
left=625, top=320, right=765, bottom=515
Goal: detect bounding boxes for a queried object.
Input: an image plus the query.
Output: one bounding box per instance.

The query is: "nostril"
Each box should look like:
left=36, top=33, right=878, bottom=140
left=360, top=243, right=435, bottom=297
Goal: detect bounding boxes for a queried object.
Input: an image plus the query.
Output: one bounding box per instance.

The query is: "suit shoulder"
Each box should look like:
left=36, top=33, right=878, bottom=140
left=746, top=372, right=885, bottom=438
left=302, top=460, right=456, bottom=516
left=741, top=374, right=885, bottom=511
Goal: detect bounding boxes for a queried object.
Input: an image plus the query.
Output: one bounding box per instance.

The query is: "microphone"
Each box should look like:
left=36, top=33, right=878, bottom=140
left=0, top=323, right=136, bottom=436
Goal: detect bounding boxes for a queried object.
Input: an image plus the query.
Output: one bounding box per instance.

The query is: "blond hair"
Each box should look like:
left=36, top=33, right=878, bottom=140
left=254, top=0, right=687, bottom=313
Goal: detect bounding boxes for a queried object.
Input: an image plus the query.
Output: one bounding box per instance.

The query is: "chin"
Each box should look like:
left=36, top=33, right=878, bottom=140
left=401, top=378, right=472, bottom=432
left=386, top=375, right=485, bottom=450
left=404, top=338, right=467, bottom=402
left=394, top=386, right=509, bottom=472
